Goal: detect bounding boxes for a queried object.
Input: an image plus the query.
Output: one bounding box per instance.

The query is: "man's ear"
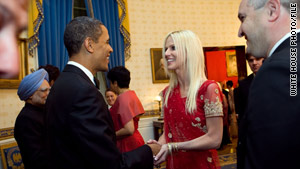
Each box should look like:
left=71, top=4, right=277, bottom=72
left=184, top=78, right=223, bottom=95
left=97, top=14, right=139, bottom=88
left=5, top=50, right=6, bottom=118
left=83, top=37, right=94, bottom=53
left=266, top=0, right=280, bottom=22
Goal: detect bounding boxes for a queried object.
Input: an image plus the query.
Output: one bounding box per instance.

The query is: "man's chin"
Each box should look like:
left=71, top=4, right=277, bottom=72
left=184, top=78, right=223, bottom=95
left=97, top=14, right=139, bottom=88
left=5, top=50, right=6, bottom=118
left=99, top=67, right=108, bottom=72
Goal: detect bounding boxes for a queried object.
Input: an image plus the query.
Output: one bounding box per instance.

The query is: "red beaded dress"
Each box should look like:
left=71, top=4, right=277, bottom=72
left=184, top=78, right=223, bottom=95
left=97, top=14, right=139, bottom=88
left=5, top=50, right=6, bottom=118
left=110, top=90, right=145, bottom=153
left=163, top=80, right=223, bottom=169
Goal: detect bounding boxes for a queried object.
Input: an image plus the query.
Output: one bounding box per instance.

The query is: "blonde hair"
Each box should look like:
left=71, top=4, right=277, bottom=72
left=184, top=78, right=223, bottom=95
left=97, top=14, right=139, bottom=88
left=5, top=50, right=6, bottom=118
left=162, top=30, right=207, bottom=114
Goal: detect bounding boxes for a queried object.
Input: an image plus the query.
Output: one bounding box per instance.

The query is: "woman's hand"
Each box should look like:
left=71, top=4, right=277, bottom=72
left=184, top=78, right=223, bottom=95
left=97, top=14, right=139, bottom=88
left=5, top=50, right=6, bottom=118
left=154, top=144, right=169, bottom=165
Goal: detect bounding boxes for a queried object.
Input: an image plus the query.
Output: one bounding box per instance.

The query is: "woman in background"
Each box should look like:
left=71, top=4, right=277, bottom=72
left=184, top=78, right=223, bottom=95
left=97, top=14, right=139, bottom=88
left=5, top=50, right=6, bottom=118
left=105, top=88, right=117, bottom=109
left=107, top=66, right=145, bottom=153
left=150, top=30, right=223, bottom=169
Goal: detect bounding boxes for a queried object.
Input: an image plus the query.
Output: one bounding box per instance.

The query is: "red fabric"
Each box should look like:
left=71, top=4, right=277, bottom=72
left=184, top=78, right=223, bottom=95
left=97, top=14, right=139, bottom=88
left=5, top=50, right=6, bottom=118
left=162, top=80, right=222, bottom=169
left=110, top=90, right=145, bottom=153
left=116, top=117, right=144, bottom=153
left=205, top=50, right=238, bottom=87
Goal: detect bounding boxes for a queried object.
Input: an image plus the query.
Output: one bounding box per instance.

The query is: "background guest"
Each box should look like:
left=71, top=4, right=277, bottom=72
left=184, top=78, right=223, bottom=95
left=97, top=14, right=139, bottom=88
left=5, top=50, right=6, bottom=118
left=39, top=64, right=60, bottom=86
left=217, top=82, right=231, bottom=148
left=105, top=88, right=118, bottom=109
left=107, top=66, right=145, bottom=153
left=235, top=53, right=264, bottom=168
left=226, top=80, right=235, bottom=114
left=234, top=54, right=264, bottom=124
left=226, top=80, right=238, bottom=139
left=14, top=69, right=50, bottom=169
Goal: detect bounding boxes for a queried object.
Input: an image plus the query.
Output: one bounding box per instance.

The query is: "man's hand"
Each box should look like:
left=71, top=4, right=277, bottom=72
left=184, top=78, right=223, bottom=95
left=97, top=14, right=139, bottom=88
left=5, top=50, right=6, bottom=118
left=147, top=142, right=161, bottom=155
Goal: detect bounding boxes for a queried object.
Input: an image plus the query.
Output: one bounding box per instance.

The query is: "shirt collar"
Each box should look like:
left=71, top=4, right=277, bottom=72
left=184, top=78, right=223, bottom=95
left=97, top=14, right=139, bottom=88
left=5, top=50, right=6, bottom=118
left=67, top=61, right=95, bottom=86
left=268, top=29, right=300, bottom=57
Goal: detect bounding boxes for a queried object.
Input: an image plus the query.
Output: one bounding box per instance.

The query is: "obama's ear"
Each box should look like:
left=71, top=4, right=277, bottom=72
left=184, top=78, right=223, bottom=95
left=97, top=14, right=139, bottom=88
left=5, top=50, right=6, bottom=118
left=83, top=37, right=94, bottom=53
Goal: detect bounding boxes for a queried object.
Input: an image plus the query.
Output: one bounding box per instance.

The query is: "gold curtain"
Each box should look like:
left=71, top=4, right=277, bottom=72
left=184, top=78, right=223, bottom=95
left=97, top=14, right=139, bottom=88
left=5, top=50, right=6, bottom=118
left=28, top=0, right=44, bottom=56
left=117, top=0, right=131, bottom=61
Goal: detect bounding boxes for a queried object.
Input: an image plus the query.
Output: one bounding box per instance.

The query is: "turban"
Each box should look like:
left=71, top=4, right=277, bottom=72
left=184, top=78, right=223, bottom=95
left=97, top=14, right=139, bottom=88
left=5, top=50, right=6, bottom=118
left=17, top=69, right=49, bottom=101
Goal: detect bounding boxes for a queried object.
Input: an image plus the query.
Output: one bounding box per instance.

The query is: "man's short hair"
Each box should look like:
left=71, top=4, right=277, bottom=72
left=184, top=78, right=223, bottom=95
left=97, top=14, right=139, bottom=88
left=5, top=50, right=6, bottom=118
left=245, top=53, right=265, bottom=60
left=249, top=0, right=300, bottom=19
left=64, top=16, right=103, bottom=57
left=39, top=64, right=60, bottom=82
left=226, top=80, right=233, bottom=88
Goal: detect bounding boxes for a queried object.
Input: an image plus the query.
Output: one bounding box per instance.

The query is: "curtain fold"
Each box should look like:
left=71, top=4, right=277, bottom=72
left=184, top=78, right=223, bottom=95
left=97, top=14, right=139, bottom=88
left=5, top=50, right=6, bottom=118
left=84, top=0, right=125, bottom=70
left=117, top=0, right=131, bottom=61
left=28, top=0, right=44, bottom=56
left=38, top=0, right=73, bottom=71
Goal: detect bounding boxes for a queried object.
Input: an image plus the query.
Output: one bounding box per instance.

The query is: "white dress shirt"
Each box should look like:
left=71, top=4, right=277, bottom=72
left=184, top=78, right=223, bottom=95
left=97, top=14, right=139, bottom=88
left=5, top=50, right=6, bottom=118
left=67, top=61, right=95, bottom=86
left=268, top=29, right=300, bottom=57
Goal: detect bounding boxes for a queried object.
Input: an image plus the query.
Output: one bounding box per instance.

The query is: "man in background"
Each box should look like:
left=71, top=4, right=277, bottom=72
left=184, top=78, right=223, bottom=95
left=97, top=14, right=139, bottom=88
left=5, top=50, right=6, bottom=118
left=39, top=64, right=60, bottom=86
left=14, top=68, right=50, bottom=169
left=237, top=0, right=300, bottom=168
left=234, top=54, right=264, bottom=168
left=235, top=54, right=264, bottom=124
left=0, top=0, right=29, bottom=78
left=45, top=16, right=160, bottom=169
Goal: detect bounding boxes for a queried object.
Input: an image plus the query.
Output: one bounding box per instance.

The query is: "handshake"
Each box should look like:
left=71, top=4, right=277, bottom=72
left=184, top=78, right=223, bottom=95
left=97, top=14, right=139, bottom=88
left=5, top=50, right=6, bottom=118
left=147, top=139, right=174, bottom=165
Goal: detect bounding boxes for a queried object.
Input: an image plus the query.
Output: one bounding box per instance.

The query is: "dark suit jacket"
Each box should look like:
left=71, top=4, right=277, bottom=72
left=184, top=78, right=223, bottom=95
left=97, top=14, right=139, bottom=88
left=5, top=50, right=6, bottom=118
left=235, top=73, right=254, bottom=123
left=45, top=65, right=153, bottom=169
left=235, top=74, right=254, bottom=169
left=239, top=34, right=300, bottom=169
left=14, top=103, right=47, bottom=169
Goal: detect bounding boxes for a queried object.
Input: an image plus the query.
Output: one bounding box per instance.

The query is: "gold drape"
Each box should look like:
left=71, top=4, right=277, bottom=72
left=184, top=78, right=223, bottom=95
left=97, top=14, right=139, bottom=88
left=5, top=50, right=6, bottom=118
left=117, top=0, right=131, bottom=61
left=28, top=0, right=44, bottom=56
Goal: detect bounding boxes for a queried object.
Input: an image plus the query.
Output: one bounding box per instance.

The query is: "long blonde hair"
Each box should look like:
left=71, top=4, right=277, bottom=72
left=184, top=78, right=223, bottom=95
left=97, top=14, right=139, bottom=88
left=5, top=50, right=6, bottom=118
left=163, top=30, right=207, bottom=114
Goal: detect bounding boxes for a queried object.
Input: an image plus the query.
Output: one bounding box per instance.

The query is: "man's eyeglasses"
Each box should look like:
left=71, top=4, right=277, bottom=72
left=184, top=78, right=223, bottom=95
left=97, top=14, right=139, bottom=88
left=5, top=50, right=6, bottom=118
left=37, top=87, right=51, bottom=92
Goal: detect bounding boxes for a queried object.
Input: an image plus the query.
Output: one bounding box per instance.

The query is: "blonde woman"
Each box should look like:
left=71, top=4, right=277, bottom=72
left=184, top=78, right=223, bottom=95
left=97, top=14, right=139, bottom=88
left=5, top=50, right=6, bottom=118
left=149, top=30, right=223, bottom=169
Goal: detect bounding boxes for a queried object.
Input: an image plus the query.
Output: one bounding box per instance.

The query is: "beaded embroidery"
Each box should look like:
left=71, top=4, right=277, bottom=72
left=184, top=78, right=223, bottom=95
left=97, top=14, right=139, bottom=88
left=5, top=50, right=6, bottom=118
left=191, top=121, right=208, bottom=133
left=204, top=96, right=223, bottom=117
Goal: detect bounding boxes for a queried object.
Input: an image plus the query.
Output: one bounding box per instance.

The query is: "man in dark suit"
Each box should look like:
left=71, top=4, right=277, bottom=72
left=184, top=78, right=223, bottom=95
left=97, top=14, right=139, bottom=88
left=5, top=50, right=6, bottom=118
left=237, top=0, right=300, bottom=169
left=45, top=16, right=160, bottom=169
left=235, top=54, right=264, bottom=168
left=235, top=54, right=264, bottom=124
left=15, top=69, right=50, bottom=169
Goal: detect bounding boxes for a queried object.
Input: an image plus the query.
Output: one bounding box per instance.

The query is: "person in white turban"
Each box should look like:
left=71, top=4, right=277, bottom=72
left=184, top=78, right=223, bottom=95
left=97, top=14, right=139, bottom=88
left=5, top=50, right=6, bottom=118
left=14, top=68, right=50, bottom=169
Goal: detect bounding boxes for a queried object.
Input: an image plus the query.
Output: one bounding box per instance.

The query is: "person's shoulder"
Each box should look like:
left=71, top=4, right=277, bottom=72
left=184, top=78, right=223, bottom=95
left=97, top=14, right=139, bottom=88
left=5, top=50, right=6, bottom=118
left=17, top=104, right=37, bottom=118
left=119, top=90, right=141, bottom=103
left=206, top=81, right=220, bottom=92
left=199, top=80, right=218, bottom=90
left=197, top=80, right=220, bottom=96
left=55, top=71, right=95, bottom=91
left=239, top=74, right=254, bottom=86
left=15, top=107, right=38, bottom=127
